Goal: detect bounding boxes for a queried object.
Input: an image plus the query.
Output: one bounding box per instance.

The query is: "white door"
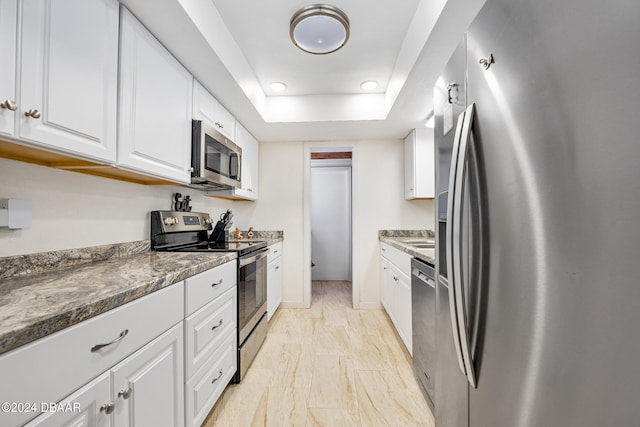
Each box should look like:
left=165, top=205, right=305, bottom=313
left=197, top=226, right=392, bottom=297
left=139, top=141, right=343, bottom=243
left=111, top=324, right=184, bottom=427
left=18, top=0, right=119, bottom=162
left=311, top=165, right=351, bottom=280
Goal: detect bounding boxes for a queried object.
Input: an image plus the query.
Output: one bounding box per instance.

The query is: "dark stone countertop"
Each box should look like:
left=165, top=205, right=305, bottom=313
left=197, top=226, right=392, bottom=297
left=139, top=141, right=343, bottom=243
left=0, top=249, right=236, bottom=355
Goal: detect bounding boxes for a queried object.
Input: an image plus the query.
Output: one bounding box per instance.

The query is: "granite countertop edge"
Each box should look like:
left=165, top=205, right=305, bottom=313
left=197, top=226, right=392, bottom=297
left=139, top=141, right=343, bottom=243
left=379, top=231, right=435, bottom=265
left=0, top=251, right=237, bottom=356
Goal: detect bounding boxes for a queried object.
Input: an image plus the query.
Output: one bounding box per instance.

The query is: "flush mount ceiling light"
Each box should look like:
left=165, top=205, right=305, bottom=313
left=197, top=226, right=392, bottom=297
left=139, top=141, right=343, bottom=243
left=270, top=82, right=287, bottom=92
left=360, top=80, right=378, bottom=91
left=290, top=4, right=350, bottom=55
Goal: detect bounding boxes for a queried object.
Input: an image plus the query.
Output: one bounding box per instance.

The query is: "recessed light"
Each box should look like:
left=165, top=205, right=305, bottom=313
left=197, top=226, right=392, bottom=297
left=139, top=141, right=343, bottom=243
left=360, top=80, right=378, bottom=91
left=270, top=82, right=287, bottom=92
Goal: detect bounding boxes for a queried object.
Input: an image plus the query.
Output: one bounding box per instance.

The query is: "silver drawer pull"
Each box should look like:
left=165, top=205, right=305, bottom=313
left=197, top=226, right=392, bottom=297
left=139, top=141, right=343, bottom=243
left=118, top=387, right=132, bottom=399
left=211, top=369, right=223, bottom=384
left=91, top=329, right=129, bottom=352
left=275, top=266, right=280, bottom=270
left=100, top=402, right=115, bottom=414
left=211, top=319, right=223, bottom=331
left=211, top=279, right=223, bottom=287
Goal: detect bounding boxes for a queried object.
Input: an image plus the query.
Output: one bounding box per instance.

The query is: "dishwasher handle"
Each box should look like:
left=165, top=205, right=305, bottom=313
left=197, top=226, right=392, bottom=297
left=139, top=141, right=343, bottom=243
left=412, top=268, right=436, bottom=288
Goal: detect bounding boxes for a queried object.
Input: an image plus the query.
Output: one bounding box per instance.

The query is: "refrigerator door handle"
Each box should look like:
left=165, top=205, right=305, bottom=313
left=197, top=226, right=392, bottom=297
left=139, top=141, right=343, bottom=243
left=453, top=103, right=478, bottom=388
left=446, top=108, right=467, bottom=376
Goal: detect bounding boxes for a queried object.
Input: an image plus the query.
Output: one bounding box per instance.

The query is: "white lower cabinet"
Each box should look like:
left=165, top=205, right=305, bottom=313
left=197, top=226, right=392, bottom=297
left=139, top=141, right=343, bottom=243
left=112, top=324, right=184, bottom=427
left=185, top=333, right=236, bottom=427
left=380, top=242, right=413, bottom=354
left=24, top=373, right=112, bottom=427
left=183, top=261, right=238, bottom=427
left=267, top=242, right=283, bottom=320
left=0, top=261, right=240, bottom=427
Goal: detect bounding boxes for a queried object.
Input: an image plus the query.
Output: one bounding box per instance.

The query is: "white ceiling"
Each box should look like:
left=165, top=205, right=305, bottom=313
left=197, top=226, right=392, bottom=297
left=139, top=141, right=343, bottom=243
left=120, top=0, right=487, bottom=142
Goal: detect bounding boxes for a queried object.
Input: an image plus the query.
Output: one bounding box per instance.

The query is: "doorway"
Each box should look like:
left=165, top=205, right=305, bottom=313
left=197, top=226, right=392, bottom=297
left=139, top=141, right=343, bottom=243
left=306, top=147, right=355, bottom=308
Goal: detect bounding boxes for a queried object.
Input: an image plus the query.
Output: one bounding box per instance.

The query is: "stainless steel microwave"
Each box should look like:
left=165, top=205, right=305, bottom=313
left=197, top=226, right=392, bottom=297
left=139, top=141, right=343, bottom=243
left=190, top=120, right=242, bottom=190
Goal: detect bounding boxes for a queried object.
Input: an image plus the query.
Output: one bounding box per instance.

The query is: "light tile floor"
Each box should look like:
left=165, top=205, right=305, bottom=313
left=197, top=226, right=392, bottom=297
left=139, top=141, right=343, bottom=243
left=202, top=281, right=435, bottom=427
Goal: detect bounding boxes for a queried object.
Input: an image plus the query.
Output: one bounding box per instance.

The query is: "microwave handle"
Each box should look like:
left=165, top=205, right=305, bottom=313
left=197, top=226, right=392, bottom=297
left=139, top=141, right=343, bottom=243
left=229, top=152, right=240, bottom=180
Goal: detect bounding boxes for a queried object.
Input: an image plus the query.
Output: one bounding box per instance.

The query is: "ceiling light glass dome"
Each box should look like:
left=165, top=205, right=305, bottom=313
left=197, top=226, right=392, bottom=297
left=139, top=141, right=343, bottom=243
left=290, top=4, right=350, bottom=55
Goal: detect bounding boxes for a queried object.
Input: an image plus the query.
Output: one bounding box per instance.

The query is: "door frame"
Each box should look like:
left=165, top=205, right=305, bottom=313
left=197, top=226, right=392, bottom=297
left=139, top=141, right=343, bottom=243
left=303, top=142, right=359, bottom=308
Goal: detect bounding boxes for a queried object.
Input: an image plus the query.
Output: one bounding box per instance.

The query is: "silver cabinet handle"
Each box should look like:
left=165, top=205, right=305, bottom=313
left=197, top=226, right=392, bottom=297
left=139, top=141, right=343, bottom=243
left=24, top=109, right=41, bottom=119
left=91, top=329, right=129, bottom=352
left=211, top=319, right=223, bottom=331
left=211, top=369, right=223, bottom=384
left=211, top=279, right=223, bottom=287
left=118, top=387, right=132, bottom=399
left=100, top=402, right=115, bottom=414
left=214, top=121, right=224, bottom=129
left=275, top=266, right=280, bottom=270
left=393, top=275, right=399, bottom=282
left=0, top=100, right=17, bottom=111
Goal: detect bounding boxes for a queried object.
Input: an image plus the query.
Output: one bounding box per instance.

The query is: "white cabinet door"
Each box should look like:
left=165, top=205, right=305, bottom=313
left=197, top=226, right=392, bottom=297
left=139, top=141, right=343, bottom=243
left=24, top=373, right=112, bottom=427
left=118, top=7, right=192, bottom=184
left=380, top=256, right=394, bottom=316
left=267, top=255, right=282, bottom=320
left=192, top=80, right=235, bottom=140
left=0, top=0, right=17, bottom=137
left=235, top=123, right=259, bottom=199
left=404, top=131, right=416, bottom=199
left=18, top=0, right=118, bottom=162
left=112, top=323, right=184, bottom=427
left=404, top=128, right=435, bottom=199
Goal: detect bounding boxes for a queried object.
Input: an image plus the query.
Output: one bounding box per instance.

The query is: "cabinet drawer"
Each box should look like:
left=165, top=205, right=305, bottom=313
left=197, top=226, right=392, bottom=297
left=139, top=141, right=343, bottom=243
left=381, top=242, right=412, bottom=275
left=184, top=286, right=236, bottom=380
left=185, top=333, right=237, bottom=427
left=185, top=260, right=236, bottom=315
left=0, top=283, right=183, bottom=426
left=267, top=242, right=283, bottom=264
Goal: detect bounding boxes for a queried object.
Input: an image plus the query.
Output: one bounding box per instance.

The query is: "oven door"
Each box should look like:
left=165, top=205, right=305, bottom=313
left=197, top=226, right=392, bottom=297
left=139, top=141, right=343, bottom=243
left=238, top=248, right=268, bottom=344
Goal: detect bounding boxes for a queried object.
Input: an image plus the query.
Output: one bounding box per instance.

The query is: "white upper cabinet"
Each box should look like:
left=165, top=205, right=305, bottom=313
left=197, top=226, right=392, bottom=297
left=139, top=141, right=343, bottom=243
left=234, top=123, right=259, bottom=200
left=0, top=0, right=17, bottom=137
left=192, top=80, right=235, bottom=140
left=118, top=7, right=193, bottom=184
left=405, top=128, right=435, bottom=200
left=3, top=0, right=119, bottom=162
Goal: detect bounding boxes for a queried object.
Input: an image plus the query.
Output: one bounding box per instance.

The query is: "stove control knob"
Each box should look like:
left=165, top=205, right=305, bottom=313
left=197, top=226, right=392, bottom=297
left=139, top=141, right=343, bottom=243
left=204, top=218, right=214, bottom=224
left=164, top=217, right=175, bottom=226
left=172, top=217, right=179, bottom=225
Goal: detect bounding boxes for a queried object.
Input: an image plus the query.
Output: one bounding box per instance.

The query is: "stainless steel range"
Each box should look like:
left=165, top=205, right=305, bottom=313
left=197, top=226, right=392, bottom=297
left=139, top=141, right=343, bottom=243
left=150, top=210, right=268, bottom=383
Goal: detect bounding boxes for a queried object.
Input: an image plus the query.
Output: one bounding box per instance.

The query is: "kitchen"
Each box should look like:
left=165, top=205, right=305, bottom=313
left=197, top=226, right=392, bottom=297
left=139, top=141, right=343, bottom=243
left=1, top=0, right=639, bottom=426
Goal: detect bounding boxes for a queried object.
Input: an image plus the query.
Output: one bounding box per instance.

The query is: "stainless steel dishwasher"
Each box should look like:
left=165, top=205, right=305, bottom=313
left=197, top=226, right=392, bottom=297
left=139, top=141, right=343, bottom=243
left=411, top=257, right=436, bottom=412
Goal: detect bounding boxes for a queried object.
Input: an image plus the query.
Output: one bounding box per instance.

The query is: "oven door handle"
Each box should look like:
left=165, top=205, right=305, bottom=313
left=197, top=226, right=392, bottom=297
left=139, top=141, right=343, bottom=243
left=239, top=248, right=269, bottom=267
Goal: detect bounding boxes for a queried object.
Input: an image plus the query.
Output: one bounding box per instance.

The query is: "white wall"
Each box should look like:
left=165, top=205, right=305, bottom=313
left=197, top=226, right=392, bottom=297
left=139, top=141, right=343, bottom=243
left=0, top=158, right=254, bottom=257
left=245, top=139, right=434, bottom=309
left=0, top=138, right=434, bottom=308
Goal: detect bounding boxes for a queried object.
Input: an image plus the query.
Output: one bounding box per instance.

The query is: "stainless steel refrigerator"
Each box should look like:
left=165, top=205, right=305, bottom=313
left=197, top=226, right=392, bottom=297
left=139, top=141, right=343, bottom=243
left=433, top=0, right=640, bottom=425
